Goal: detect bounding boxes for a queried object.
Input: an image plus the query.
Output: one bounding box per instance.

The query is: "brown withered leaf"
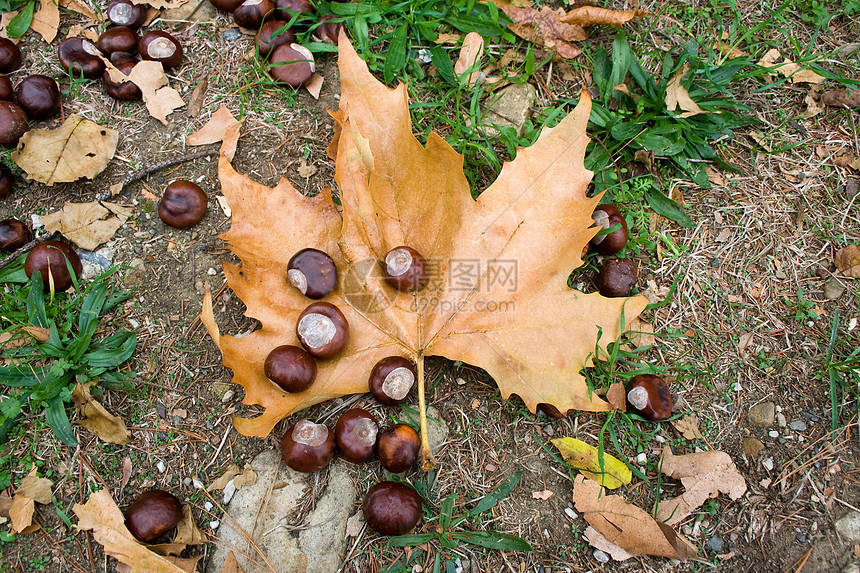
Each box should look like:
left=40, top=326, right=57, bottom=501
left=220, top=552, right=245, bottom=573
left=498, top=4, right=584, bottom=59
left=665, top=64, right=707, bottom=117
left=572, top=475, right=696, bottom=560
left=123, top=60, right=185, bottom=125
left=656, top=446, right=747, bottom=526
left=560, top=6, right=646, bottom=27
left=188, top=105, right=240, bottom=161
left=60, top=0, right=100, bottom=21
left=822, top=88, right=860, bottom=108
left=202, top=36, right=647, bottom=464
left=757, top=49, right=825, bottom=84
left=605, top=382, right=626, bottom=412
left=31, top=0, right=60, bottom=43
left=72, top=382, right=132, bottom=445
left=12, top=115, right=118, bottom=186
left=455, top=32, right=484, bottom=87
left=42, top=201, right=132, bottom=251
left=671, top=415, right=704, bottom=440
left=9, top=495, right=35, bottom=533
left=16, top=468, right=53, bottom=504
left=835, top=245, right=860, bottom=278
left=73, top=490, right=192, bottom=573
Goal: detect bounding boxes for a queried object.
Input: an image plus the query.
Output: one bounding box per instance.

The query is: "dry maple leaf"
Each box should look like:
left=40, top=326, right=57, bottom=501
left=497, top=4, right=585, bottom=59
left=560, top=6, right=646, bottom=27
left=202, top=35, right=647, bottom=467
left=41, top=201, right=132, bottom=251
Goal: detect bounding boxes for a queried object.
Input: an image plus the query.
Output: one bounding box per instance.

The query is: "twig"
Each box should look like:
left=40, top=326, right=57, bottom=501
left=0, top=231, right=58, bottom=272
left=97, top=148, right=218, bottom=200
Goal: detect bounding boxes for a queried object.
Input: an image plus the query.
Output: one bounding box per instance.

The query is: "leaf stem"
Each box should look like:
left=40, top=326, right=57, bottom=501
left=417, top=352, right=436, bottom=471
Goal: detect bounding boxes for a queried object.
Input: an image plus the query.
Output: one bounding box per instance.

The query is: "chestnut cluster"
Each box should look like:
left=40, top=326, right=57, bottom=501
left=123, top=489, right=184, bottom=543
left=588, top=203, right=639, bottom=298
left=58, top=0, right=184, bottom=103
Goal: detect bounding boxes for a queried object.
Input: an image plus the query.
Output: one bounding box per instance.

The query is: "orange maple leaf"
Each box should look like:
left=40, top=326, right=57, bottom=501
left=202, top=35, right=647, bottom=467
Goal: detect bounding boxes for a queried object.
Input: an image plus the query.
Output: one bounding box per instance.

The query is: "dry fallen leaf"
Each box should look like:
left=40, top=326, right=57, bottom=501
left=12, top=115, right=118, bottom=186
left=41, top=201, right=132, bottom=251
left=174, top=506, right=207, bottom=546
left=757, top=49, right=825, bottom=84
left=455, top=32, right=484, bottom=87
left=220, top=552, right=245, bottom=573
left=665, top=64, right=707, bottom=117
left=16, top=468, right=53, bottom=504
left=31, top=0, right=60, bottom=43
left=202, top=36, right=647, bottom=465
left=72, top=382, right=132, bottom=445
left=552, top=437, right=631, bottom=489
left=498, top=4, right=584, bottom=59
left=671, top=415, right=704, bottom=441
left=584, top=526, right=635, bottom=561
left=835, top=245, right=860, bottom=278
left=572, top=475, right=696, bottom=560
left=73, top=490, right=193, bottom=573
left=822, top=88, right=860, bottom=109
left=207, top=463, right=256, bottom=491
left=9, top=495, right=35, bottom=533
left=532, top=489, right=554, bottom=500
left=560, top=6, right=645, bottom=27
left=187, top=105, right=240, bottom=161
left=605, top=382, right=627, bottom=412
left=124, top=60, right=185, bottom=125
left=60, top=0, right=100, bottom=21
left=656, top=446, right=747, bottom=526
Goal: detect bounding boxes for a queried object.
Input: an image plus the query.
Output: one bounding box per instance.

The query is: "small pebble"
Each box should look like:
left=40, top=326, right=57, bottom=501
left=192, top=478, right=204, bottom=489
left=204, top=501, right=214, bottom=511
left=801, top=411, right=820, bottom=422
left=637, top=452, right=648, bottom=465
left=705, top=536, right=724, bottom=552
left=789, top=420, right=808, bottom=432
left=223, top=28, right=241, bottom=41
left=156, top=461, right=166, bottom=473
left=564, top=507, right=577, bottom=520
left=796, top=533, right=806, bottom=542
left=763, top=457, right=774, bottom=471
left=768, top=430, right=779, bottom=438
left=654, top=434, right=666, bottom=443
left=183, top=477, right=192, bottom=486
left=209, top=520, right=220, bottom=530
left=543, top=425, right=554, bottom=436
left=593, top=549, right=610, bottom=563
left=456, top=377, right=466, bottom=386
left=777, top=413, right=787, bottom=428
left=222, top=389, right=235, bottom=404
left=207, top=267, right=217, bottom=276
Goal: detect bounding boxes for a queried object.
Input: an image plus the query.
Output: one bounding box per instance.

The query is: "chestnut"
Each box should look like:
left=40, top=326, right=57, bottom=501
left=538, top=403, right=571, bottom=419
left=233, top=0, right=274, bottom=30
left=158, top=180, right=207, bottom=228
left=0, top=39, right=21, bottom=74
left=107, top=0, right=148, bottom=28
left=0, top=166, right=14, bottom=198
left=103, top=58, right=142, bottom=101
left=590, top=204, right=629, bottom=255
left=363, top=481, right=422, bottom=536
left=208, top=0, right=244, bottom=12
left=280, top=419, right=335, bottom=472
left=334, top=408, right=379, bottom=464
left=124, top=489, right=183, bottom=543
left=0, top=74, right=12, bottom=101
left=274, top=0, right=313, bottom=20
left=377, top=424, right=420, bottom=473
left=139, top=31, right=183, bottom=69
left=595, top=257, right=638, bottom=297
left=97, top=26, right=140, bottom=57
left=269, top=43, right=314, bottom=87
left=296, top=301, right=348, bottom=359
left=16, top=75, right=61, bottom=120
left=58, top=38, right=106, bottom=79
left=0, top=218, right=31, bottom=251
left=316, top=15, right=343, bottom=45
left=626, top=374, right=672, bottom=421
left=287, top=247, right=336, bottom=299
left=256, top=20, right=296, bottom=58
left=383, top=246, right=428, bottom=292
left=368, top=356, right=415, bottom=407
left=264, top=344, right=316, bottom=392
left=24, top=240, right=83, bottom=292
left=0, top=102, right=28, bottom=147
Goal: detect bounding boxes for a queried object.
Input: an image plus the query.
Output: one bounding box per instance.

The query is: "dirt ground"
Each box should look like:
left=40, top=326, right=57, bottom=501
left=1, top=1, right=859, bottom=572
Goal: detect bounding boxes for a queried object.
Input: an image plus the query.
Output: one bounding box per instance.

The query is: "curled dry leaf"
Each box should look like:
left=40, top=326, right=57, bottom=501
left=656, top=446, right=747, bottom=526
left=42, top=201, right=133, bottom=251
left=572, top=475, right=696, bottom=560
left=202, top=35, right=646, bottom=466
left=560, top=6, right=646, bottom=27
left=551, top=437, right=631, bottom=489
left=60, top=0, right=100, bottom=21
left=187, top=105, right=240, bottom=162
left=665, top=63, right=707, bottom=118
left=757, top=49, right=825, bottom=84
left=15, top=468, right=53, bottom=504
left=72, top=382, right=132, bottom=445
left=834, top=245, right=860, bottom=278
left=498, top=4, right=584, bottom=59
left=207, top=463, right=256, bottom=491
left=123, top=60, right=186, bottom=125
left=9, top=495, right=35, bottom=533
left=12, top=115, right=118, bottom=186
left=31, top=0, right=60, bottom=43
left=671, top=415, right=704, bottom=441
left=454, top=32, right=484, bottom=87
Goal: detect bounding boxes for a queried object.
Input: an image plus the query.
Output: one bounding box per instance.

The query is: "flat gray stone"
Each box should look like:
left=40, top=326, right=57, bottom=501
left=206, top=449, right=356, bottom=573
left=748, top=402, right=775, bottom=427
left=163, top=0, right=217, bottom=22
left=789, top=420, right=808, bottom=432
left=402, top=405, right=449, bottom=455
left=835, top=512, right=860, bottom=543
left=483, top=83, right=537, bottom=139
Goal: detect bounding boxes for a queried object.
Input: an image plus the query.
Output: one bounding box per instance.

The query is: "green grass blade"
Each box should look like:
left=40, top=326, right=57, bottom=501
left=451, top=531, right=533, bottom=551
left=46, top=394, right=76, bottom=446
left=383, top=24, right=408, bottom=84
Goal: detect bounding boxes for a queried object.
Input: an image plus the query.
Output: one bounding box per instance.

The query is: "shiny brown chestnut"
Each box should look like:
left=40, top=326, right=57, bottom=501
left=124, top=489, right=183, bottom=543
left=107, top=0, right=148, bottom=27
left=538, top=403, right=572, bottom=419
left=208, top=0, right=244, bottom=12
left=626, top=374, right=672, bottom=421
left=280, top=419, right=335, bottom=472
left=363, top=481, right=422, bottom=536
left=24, top=241, right=83, bottom=292
left=269, top=43, right=314, bottom=87
left=256, top=20, right=296, bottom=58
left=287, top=248, right=336, bottom=299
left=0, top=101, right=28, bottom=147
left=0, top=39, right=21, bottom=74
left=296, top=301, right=348, bottom=359
left=377, top=424, right=420, bottom=473
left=591, top=204, right=629, bottom=256
left=97, top=26, right=140, bottom=57
left=0, top=74, right=12, bottom=100
left=274, top=0, right=313, bottom=20
left=16, top=75, right=61, bottom=120
left=334, top=408, right=379, bottom=464
left=383, top=246, right=428, bottom=292
left=233, top=0, right=274, bottom=29
left=0, top=166, right=13, bottom=198
left=139, top=31, right=183, bottom=69
left=0, top=218, right=31, bottom=251
left=103, top=58, right=142, bottom=100
left=316, top=15, right=343, bottom=45
left=368, top=356, right=415, bottom=407
left=264, top=344, right=316, bottom=392
left=158, top=180, right=207, bottom=228
left=58, top=38, right=106, bottom=79
left=595, top=258, right=638, bottom=298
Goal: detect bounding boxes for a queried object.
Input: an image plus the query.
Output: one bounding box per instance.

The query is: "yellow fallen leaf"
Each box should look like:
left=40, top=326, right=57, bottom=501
left=551, top=437, right=632, bottom=489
